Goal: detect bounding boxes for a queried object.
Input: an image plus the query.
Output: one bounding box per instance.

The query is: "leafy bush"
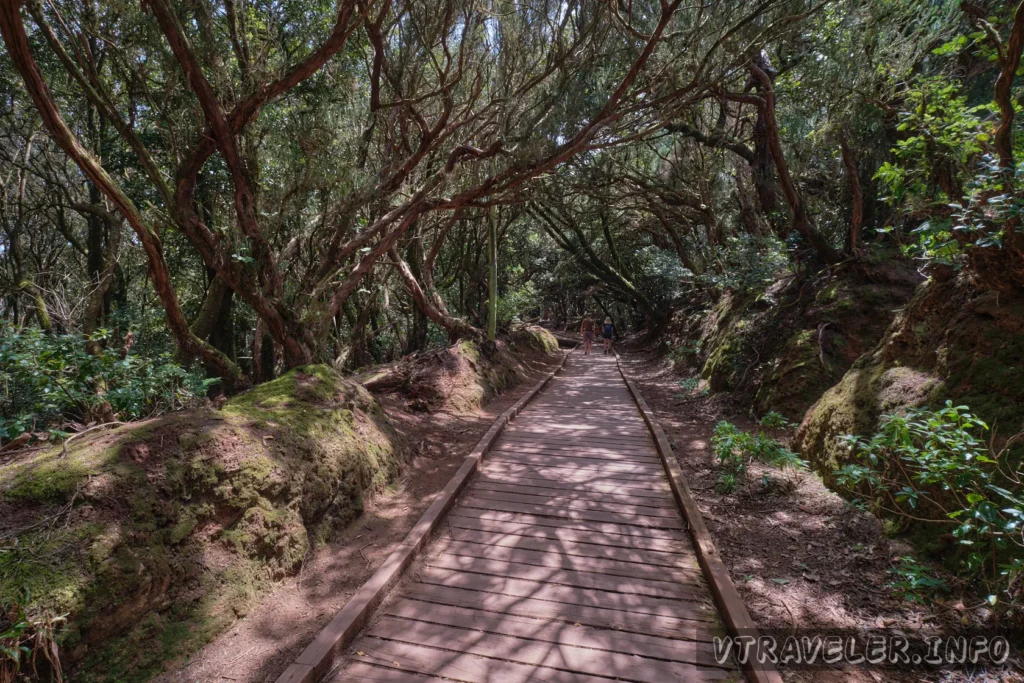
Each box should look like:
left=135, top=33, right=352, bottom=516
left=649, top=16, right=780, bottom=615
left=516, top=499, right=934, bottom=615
left=711, top=415, right=805, bottom=493
left=695, top=234, right=790, bottom=293
left=889, top=556, right=948, bottom=605
left=1, top=590, right=65, bottom=682
left=0, top=326, right=216, bottom=443
left=834, top=402, right=1024, bottom=607
left=668, top=341, right=702, bottom=369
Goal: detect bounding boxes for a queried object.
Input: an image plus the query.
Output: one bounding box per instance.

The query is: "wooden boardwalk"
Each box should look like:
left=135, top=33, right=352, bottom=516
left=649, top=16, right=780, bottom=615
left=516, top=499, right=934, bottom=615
left=335, top=352, right=739, bottom=682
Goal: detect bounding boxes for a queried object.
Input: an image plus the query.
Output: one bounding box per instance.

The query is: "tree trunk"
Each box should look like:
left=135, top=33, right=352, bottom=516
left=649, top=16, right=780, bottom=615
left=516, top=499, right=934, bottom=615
left=389, top=246, right=481, bottom=341
left=840, top=134, right=863, bottom=254
left=748, top=60, right=844, bottom=265
left=487, top=208, right=498, bottom=340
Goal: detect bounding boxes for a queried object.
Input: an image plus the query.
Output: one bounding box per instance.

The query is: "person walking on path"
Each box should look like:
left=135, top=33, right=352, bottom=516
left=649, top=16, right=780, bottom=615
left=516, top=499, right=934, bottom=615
left=602, top=317, right=614, bottom=354
left=580, top=315, right=595, bottom=354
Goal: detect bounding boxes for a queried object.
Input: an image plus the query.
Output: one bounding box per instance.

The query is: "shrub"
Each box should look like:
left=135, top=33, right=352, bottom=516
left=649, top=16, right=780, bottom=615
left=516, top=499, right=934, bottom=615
left=1, top=590, right=65, bottom=682
left=711, top=415, right=806, bottom=492
left=0, top=326, right=216, bottom=444
left=834, top=402, right=1024, bottom=607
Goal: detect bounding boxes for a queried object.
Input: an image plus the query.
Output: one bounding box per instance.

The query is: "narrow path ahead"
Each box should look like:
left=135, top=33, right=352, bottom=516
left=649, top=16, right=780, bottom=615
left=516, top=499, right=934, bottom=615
left=336, top=352, right=739, bottom=681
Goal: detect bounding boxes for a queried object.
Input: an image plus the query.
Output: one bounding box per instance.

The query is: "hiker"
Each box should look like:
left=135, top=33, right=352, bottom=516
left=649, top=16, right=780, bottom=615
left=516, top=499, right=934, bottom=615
left=602, top=317, right=614, bottom=354
left=580, top=315, right=595, bottom=354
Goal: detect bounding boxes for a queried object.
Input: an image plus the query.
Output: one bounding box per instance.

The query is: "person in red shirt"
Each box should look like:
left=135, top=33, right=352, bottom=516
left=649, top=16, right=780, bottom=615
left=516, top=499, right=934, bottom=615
left=580, top=315, right=595, bottom=354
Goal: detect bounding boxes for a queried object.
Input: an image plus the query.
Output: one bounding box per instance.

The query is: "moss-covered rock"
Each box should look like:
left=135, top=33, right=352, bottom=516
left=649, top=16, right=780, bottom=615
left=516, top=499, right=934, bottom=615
left=508, top=324, right=560, bottom=355
left=0, top=365, right=405, bottom=681
left=796, top=272, right=1024, bottom=482
left=359, top=335, right=553, bottom=413
left=661, top=252, right=921, bottom=419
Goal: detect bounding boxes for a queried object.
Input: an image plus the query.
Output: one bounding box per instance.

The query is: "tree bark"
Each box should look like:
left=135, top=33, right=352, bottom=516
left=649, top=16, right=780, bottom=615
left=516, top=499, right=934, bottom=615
left=839, top=134, right=863, bottom=254
left=745, top=62, right=844, bottom=264
left=389, top=246, right=481, bottom=341
left=487, top=208, right=498, bottom=340
left=73, top=203, right=122, bottom=353
left=0, top=1, right=244, bottom=385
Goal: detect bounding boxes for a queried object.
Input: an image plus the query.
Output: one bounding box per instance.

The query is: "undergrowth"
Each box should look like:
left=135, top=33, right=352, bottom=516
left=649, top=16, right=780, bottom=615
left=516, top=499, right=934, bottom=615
left=834, top=402, right=1024, bottom=613
left=711, top=412, right=806, bottom=493
left=0, top=590, right=64, bottom=683
left=0, top=326, right=215, bottom=445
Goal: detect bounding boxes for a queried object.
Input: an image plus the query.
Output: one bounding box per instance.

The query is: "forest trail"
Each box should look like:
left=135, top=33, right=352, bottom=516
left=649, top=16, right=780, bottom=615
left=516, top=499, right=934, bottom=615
left=333, top=352, right=739, bottom=682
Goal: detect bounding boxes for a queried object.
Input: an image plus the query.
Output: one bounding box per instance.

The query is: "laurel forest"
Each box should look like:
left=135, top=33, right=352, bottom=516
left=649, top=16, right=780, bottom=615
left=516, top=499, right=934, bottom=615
left=1, top=0, right=1023, bottom=680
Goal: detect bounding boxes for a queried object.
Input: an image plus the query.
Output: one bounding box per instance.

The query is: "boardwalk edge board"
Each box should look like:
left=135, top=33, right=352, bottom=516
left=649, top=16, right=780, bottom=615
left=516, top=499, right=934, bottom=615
left=614, top=350, right=785, bottom=683
left=274, top=347, right=573, bottom=683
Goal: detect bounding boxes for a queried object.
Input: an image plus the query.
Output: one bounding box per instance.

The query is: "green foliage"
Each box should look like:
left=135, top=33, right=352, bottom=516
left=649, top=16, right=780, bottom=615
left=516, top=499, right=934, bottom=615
left=888, top=556, right=948, bottom=605
left=668, top=341, right=702, bottom=367
left=759, top=411, right=793, bottom=433
left=834, top=402, right=1024, bottom=606
left=496, top=281, right=540, bottom=329
left=1, top=589, right=65, bottom=682
left=711, top=419, right=805, bottom=492
left=673, top=377, right=710, bottom=402
left=696, top=235, right=789, bottom=293
left=0, top=326, right=216, bottom=442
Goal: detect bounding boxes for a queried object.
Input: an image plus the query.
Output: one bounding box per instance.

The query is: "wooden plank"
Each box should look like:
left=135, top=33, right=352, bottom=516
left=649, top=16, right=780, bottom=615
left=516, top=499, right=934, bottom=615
left=490, top=442, right=663, bottom=459
left=457, top=496, right=686, bottom=529
left=473, top=473, right=674, bottom=497
left=385, top=599, right=731, bottom=668
left=342, top=661, right=439, bottom=682
left=523, top=413, right=647, bottom=424
left=497, top=433, right=658, bottom=447
left=444, top=527, right=698, bottom=566
left=484, top=452, right=665, bottom=473
left=470, top=479, right=677, bottom=506
left=451, top=507, right=689, bottom=540
left=446, top=515, right=693, bottom=553
left=499, top=431, right=656, bottom=446
left=425, top=553, right=706, bottom=599
left=434, top=538, right=703, bottom=582
left=367, top=617, right=731, bottom=682
left=415, top=567, right=716, bottom=614
left=464, top=486, right=681, bottom=517
left=504, top=425, right=654, bottom=438
left=480, top=462, right=670, bottom=486
left=352, top=639, right=609, bottom=683
left=615, top=351, right=783, bottom=683
left=403, top=583, right=723, bottom=636
left=273, top=350, right=571, bottom=683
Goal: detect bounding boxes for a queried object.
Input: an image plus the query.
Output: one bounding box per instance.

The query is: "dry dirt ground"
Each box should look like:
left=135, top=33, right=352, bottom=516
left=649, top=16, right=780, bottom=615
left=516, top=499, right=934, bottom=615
left=153, top=352, right=562, bottom=683
left=618, top=348, right=1022, bottom=683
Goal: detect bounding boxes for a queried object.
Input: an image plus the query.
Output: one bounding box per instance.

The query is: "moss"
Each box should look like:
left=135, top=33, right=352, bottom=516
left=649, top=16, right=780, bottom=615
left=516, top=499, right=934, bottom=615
left=754, top=329, right=833, bottom=419
left=0, top=525, right=94, bottom=616
left=3, top=441, right=123, bottom=503
left=168, top=503, right=213, bottom=544
left=797, top=273, right=1024, bottom=484
left=0, top=364, right=406, bottom=681
left=509, top=324, right=560, bottom=354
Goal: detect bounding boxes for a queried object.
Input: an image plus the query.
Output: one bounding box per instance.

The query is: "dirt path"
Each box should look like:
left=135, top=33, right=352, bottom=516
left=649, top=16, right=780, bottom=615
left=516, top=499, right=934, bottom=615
left=617, top=349, right=1021, bottom=683
left=332, top=351, right=734, bottom=682
left=153, top=352, right=561, bottom=683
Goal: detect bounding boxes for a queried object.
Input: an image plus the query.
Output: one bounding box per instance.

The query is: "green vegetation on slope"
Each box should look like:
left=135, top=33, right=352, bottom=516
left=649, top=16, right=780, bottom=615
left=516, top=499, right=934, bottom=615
left=1, top=365, right=404, bottom=680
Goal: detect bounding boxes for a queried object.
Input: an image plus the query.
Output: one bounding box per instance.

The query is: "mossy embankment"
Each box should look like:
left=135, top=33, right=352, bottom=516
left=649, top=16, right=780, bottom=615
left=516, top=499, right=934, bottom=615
left=0, top=365, right=405, bottom=681
left=664, top=253, right=922, bottom=419
left=359, top=325, right=559, bottom=412
left=796, top=270, right=1024, bottom=482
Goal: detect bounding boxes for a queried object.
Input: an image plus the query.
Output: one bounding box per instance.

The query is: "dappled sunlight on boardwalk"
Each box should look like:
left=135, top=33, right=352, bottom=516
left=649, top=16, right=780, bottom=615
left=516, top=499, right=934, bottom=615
left=334, top=353, right=736, bottom=682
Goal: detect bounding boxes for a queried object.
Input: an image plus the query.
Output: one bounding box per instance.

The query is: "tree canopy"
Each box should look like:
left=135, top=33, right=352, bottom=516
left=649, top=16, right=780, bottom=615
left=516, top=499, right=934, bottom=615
left=1, top=0, right=1022, bottom=419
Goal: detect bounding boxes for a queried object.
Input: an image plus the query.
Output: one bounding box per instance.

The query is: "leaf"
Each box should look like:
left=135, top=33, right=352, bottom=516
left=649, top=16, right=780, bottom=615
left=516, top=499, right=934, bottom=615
left=770, top=578, right=789, bottom=585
